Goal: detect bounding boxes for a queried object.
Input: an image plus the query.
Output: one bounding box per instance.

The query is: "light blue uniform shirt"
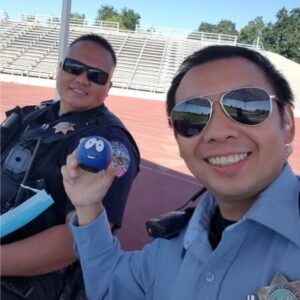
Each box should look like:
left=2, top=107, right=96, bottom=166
left=71, top=164, right=300, bottom=300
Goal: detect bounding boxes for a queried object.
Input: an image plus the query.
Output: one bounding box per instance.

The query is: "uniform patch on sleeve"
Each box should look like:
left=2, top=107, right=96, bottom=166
left=111, top=141, right=131, bottom=178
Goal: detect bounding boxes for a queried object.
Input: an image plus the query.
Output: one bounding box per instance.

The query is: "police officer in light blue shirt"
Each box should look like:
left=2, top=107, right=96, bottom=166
left=63, top=45, right=300, bottom=300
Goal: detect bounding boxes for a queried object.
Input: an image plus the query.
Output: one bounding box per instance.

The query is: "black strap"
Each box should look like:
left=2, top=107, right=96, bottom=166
left=0, top=102, right=53, bottom=156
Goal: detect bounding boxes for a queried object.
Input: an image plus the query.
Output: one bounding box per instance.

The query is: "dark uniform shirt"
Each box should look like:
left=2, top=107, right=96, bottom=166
left=1, top=100, right=140, bottom=244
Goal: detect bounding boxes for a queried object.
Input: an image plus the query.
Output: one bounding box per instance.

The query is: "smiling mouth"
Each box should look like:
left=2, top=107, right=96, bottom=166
left=207, top=153, right=249, bottom=166
left=71, top=88, right=88, bottom=95
left=87, top=155, right=96, bottom=159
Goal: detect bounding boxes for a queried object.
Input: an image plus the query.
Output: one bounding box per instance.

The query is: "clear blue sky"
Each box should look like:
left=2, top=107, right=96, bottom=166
left=2, top=0, right=298, bottom=31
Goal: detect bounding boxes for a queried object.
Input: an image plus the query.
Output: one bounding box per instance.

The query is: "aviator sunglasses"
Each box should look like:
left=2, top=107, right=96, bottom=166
left=62, top=58, right=109, bottom=85
left=169, top=87, right=278, bottom=137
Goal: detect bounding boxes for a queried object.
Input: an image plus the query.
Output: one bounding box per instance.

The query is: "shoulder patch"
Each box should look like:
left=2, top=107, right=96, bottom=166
left=111, top=141, right=130, bottom=178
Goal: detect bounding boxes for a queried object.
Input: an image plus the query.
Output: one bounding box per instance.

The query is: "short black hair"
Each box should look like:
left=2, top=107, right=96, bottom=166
left=166, top=45, right=294, bottom=117
left=70, top=33, right=117, bottom=65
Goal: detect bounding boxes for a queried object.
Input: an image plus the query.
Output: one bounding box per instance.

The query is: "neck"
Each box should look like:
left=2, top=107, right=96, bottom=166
left=216, top=197, right=255, bottom=221
left=209, top=206, right=236, bottom=249
left=58, top=101, right=69, bottom=116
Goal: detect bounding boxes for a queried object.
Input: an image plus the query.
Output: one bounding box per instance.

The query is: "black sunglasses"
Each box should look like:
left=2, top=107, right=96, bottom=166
left=169, top=87, right=278, bottom=138
left=62, top=58, right=109, bottom=85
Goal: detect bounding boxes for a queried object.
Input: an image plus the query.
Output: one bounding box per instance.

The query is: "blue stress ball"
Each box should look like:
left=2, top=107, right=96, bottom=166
left=76, top=136, right=113, bottom=172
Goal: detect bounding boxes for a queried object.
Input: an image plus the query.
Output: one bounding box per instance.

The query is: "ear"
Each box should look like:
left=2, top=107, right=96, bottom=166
left=282, top=105, right=295, bottom=144
left=104, top=81, right=113, bottom=98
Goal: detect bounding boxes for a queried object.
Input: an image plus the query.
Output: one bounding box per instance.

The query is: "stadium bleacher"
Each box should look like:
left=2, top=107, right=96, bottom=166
left=0, top=14, right=246, bottom=93
left=2, top=13, right=299, bottom=115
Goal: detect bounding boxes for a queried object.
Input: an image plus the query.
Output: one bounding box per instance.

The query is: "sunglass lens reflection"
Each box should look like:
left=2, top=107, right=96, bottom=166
left=171, top=98, right=211, bottom=137
left=64, top=60, right=84, bottom=75
left=222, top=88, right=271, bottom=125
left=88, top=69, right=108, bottom=85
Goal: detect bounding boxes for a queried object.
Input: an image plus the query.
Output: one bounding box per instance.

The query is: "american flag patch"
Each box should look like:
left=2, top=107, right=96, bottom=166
left=111, top=141, right=130, bottom=178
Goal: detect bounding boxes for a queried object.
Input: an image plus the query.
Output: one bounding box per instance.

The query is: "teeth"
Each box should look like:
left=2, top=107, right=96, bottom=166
left=73, top=88, right=87, bottom=95
left=208, top=153, right=248, bottom=166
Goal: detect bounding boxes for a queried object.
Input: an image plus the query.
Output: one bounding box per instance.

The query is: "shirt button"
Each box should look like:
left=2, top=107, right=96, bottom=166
left=205, top=272, right=215, bottom=282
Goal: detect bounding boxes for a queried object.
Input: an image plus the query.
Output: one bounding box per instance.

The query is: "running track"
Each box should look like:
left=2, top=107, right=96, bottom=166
left=1, top=82, right=299, bottom=249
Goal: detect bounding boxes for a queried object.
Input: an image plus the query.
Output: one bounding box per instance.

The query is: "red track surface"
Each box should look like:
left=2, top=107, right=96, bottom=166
left=1, top=82, right=300, bottom=249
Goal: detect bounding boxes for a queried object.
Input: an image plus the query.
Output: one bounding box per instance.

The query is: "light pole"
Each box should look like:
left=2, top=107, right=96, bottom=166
left=55, top=0, right=72, bottom=100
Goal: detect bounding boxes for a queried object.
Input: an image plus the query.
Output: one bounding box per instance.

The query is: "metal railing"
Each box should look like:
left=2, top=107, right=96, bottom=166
left=0, top=16, right=264, bottom=94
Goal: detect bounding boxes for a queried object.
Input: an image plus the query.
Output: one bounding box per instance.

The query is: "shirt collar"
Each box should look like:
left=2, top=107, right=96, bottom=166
left=183, top=164, right=300, bottom=249
left=46, top=100, right=60, bottom=120
left=57, top=101, right=106, bottom=118
left=183, top=193, right=216, bottom=249
left=245, top=164, right=300, bottom=247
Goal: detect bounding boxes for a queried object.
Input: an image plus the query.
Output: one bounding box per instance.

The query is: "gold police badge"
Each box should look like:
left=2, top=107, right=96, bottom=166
left=258, top=273, right=300, bottom=300
left=53, top=122, right=75, bottom=134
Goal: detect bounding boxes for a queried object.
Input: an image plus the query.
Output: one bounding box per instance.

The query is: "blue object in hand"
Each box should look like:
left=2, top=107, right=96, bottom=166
left=76, top=136, right=113, bottom=172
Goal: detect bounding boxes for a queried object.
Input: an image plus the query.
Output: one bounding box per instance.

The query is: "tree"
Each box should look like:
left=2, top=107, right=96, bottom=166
left=94, top=5, right=140, bottom=30
left=47, top=16, right=60, bottom=24
left=239, top=16, right=265, bottom=45
left=20, top=13, right=37, bottom=23
left=70, top=12, right=86, bottom=25
left=95, top=5, right=120, bottom=26
left=120, top=7, right=140, bottom=30
left=190, top=7, right=299, bottom=63
left=188, top=20, right=238, bottom=40
left=263, top=7, right=300, bottom=63
left=198, top=22, right=217, bottom=33
left=1, top=11, right=10, bottom=21
left=96, top=5, right=119, bottom=21
left=197, top=20, right=238, bottom=36
left=215, top=20, right=238, bottom=36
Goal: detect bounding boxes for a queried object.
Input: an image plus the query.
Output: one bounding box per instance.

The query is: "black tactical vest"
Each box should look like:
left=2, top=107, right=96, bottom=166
left=1, top=101, right=140, bottom=244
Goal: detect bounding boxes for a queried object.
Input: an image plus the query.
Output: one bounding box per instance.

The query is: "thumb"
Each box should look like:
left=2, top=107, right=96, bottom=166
left=104, top=163, right=116, bottom=185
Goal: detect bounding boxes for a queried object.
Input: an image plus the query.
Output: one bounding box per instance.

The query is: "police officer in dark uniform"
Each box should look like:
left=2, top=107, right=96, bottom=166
left=0, top=33, right=140, bottom=299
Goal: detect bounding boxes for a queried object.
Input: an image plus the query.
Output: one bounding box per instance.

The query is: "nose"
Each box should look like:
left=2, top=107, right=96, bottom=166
left=202, top=102, right=239, bottom=143
left=74, top=70, right=90, bottom=85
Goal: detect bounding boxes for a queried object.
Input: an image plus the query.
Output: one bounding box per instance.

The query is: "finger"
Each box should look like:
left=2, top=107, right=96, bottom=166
left=66, top=152, right=79, bottom=178
left=68, top=149, right=79, bottom=165
left=61, top=165, right=75, bottom=185
left=79, top=137, right=86, bottom=144
left=103, top=163, right=116, bottom=187
left=106, top=163, right=116, bottom=177
left=70, top=156, right=79, bottom=169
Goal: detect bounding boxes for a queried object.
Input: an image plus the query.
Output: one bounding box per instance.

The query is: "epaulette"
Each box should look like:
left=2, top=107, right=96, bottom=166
left=22, top=100, right=55, bottom=125
left=4, top=106, right=22, bottom=118
left=37, top=99, right=56, bottom=109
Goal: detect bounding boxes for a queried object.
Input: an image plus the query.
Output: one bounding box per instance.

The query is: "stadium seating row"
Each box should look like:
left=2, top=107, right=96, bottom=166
left=0, top=18, right=253, bottom=93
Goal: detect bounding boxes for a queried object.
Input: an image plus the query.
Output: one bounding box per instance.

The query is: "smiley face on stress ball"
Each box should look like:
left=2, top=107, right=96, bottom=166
left=76, top=136, right=113, bottom=172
